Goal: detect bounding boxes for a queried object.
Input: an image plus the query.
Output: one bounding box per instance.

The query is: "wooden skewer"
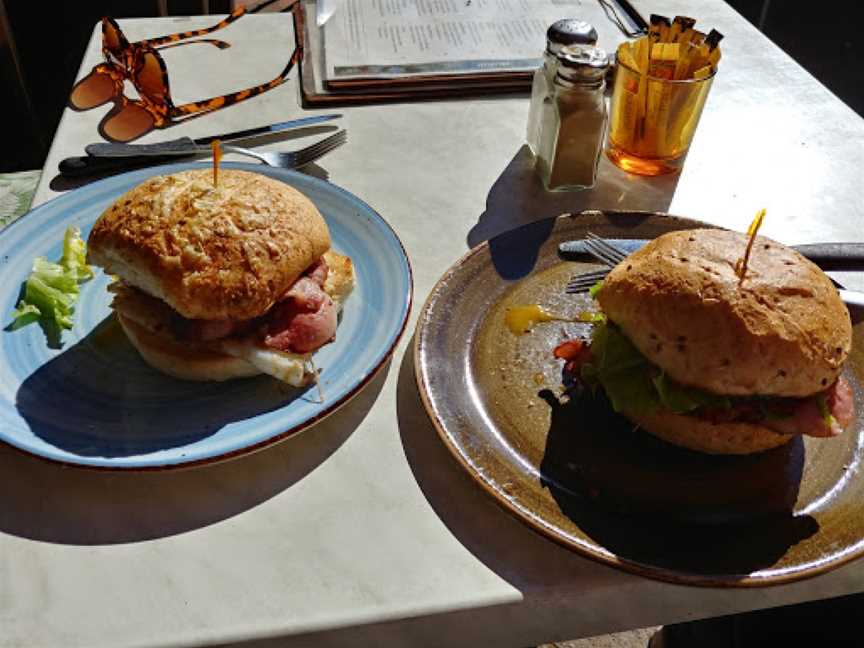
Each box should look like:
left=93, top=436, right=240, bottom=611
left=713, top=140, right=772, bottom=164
left=211, top=139, right=223, bottom=187
left=737, top=208, right=767, bottom=283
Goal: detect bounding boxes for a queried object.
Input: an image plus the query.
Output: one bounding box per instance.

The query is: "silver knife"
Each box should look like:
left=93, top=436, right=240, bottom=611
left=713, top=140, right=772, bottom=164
left=561, top=238, right=864, bottom=320
left=559, top=239, right=864, bottom=270
left=85, top=114, right=342, bottom=158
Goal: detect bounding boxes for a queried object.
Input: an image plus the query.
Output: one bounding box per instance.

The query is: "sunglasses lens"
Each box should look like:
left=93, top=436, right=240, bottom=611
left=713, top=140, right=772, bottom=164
left=103, top=20, right=122, bottom=52
left=102, top=103, right=155, bottom=142
left=138, top=51, right=168, bottom=103
left=69, top=71, right=115, bottom=109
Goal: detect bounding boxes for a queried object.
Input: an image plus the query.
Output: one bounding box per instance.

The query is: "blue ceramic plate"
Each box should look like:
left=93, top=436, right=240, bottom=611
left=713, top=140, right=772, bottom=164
left=0, top=162, right=412, bottom=469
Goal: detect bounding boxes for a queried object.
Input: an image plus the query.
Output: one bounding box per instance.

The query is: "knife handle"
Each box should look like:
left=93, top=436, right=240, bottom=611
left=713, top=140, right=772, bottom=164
left=86, top=138, right=198, bottom=158
left=793, top=243, right=864, bottom=269
left=58, top=154, right=191, bottom=178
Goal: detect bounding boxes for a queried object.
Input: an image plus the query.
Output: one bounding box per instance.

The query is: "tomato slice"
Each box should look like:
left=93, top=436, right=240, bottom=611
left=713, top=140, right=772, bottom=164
left=553, top=339, right=586, bottom=360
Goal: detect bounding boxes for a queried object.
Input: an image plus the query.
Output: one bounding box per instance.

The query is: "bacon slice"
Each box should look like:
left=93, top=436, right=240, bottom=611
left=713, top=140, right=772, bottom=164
left=830, top=376, right=856, bottom=430
left=305, top=258, right=329, bottom=288
left=264, top=277, right=337, bottom=354
left=763, top=377, right=854, bottom=438
left=114, top=257, right=340, bottom=354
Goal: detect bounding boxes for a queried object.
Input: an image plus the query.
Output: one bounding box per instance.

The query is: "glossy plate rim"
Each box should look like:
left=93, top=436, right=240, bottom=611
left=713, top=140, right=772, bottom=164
left=0, top=161, right=413, bottom=471
left=414, top=209, right=864, bottom=587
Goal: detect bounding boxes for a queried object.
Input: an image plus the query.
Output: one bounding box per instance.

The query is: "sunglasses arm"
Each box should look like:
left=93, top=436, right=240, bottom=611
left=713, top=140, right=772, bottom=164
left=156, top=38, right=231, bottom=51
left=138, top=6, right=246, bottom=48
left=172, top=47, right=302, bottom=116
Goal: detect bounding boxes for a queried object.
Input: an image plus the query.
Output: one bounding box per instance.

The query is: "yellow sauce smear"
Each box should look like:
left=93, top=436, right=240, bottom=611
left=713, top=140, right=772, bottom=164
left=505, top=304, right=559, bottom=335
left=211, top=139, right=223, bottom=187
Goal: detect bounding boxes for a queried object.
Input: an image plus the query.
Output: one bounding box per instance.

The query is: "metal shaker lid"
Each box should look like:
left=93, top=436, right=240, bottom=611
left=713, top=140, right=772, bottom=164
left=546, top=19, right=598, bottom=55
left=555, top=46, right=610, bottom=83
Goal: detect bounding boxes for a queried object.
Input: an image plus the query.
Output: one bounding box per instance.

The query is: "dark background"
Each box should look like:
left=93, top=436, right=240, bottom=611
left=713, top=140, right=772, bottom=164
left=1, top=0, right=863, bottom=173
left=1, top=0, right=234, bottom=173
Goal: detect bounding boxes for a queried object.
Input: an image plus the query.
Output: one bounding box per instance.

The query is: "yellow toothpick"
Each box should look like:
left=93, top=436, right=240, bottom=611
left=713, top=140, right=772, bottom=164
left=211, top=139, right=223, bottom=187
left=736, top=208, right=766, bottom=283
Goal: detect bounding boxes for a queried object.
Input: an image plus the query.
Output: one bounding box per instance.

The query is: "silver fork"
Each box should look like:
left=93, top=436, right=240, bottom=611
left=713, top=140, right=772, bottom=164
left=222, top=130, right=347, bottom=168
left=565, top=234, right=864, bottom=318
left=565, top=233, right=629, bottom=294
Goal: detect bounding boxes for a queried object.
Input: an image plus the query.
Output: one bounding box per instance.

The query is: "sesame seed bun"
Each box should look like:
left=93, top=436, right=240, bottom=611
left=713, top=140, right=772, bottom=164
left=87, top=169, right=331, bottom=321
left=625, top=408, right=792, bottom=455
left=596, top=229, right=852, bottom=398
left=117, top=314, right=265, bottom=383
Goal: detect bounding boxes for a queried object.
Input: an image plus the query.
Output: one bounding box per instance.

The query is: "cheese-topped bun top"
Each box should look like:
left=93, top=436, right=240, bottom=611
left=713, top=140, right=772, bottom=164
left=596, top=229, right=852, bottom=398
left=87, top=169, right=331, bottom=321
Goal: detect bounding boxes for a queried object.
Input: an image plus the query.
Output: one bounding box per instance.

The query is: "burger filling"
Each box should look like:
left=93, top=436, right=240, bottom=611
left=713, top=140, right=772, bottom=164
left=556, top=319, right=854, bottom=438
left=109, top=257, right=338, bottom=355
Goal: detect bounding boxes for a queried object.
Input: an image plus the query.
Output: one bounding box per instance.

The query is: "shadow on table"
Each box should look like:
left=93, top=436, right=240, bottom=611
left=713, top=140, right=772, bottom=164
left=15, top=316, right=311, bottom=457
left=0, top=326, right=388, bottom=545
left=466, top=145, right=681, bottom=281
left=47, top=125, right=337, bottom=191
left=396, top=334, right=819, bottom=589
left=395, top=336, right=631, bottom=591
left=538, top=388, right=818, bottom=580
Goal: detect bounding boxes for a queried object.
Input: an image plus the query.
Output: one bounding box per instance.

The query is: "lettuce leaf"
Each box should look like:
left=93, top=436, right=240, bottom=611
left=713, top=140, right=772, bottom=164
left=815, top=393, right=837, bottom=428
left=652, top=372, right=731, bottom=413
left=580, top=320, right=730, bottom=416
left=580, top=319, right=657, bottom=416
left=9, top=302, right=41, bottom=328
left=9, top=227, right=92, bottom=334
left=61, top=227, right=94, bottom=281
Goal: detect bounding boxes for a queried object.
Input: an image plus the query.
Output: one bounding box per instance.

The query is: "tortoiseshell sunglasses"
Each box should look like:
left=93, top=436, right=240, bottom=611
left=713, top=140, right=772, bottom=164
left=69, top=8, right=301, bottom=142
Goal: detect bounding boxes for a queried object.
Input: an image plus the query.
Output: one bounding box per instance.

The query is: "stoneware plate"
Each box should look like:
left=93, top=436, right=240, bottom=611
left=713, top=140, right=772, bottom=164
left=414, top=211, right=864, bottom=587
left=0, top=162, right=412, bottom=469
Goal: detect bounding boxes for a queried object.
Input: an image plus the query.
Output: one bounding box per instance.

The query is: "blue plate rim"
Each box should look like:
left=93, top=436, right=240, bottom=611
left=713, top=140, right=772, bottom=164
left=0, top=161, right=413, bottom=471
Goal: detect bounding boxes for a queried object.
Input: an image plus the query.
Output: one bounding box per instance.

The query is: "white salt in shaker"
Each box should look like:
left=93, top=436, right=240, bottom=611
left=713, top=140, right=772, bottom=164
left=535, top=47, right=610, bottom=191
left=526, top=19, right=598, bottom=155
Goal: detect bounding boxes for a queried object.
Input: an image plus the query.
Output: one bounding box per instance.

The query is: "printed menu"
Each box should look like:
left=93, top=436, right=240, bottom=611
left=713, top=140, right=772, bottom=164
left=321, top=0, right=638, bottom=88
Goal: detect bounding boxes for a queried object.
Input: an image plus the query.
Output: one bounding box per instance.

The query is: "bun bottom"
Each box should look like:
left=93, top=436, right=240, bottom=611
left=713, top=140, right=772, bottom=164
left=118, top=314, right=260, bottom=382
left=626, top=408, right=793, bottom=455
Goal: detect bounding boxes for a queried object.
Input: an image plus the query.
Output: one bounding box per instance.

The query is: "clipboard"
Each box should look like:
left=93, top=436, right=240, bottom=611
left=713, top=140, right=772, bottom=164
left=293, top=0, right=533, bottom=107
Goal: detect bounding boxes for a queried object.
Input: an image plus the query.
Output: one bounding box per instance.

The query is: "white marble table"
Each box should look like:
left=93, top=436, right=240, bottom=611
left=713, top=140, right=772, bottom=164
left=5, top=3, right=864, bottom=647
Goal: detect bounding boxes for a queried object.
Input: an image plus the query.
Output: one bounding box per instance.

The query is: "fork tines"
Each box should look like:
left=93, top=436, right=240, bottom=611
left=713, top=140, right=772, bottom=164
left=293, top=129, right=347, bottom=167
left=565, top=268, right=610, bottom=294
left=565, top=233, right=631, bottom=294
left=583, top=232, right=628, bottom=266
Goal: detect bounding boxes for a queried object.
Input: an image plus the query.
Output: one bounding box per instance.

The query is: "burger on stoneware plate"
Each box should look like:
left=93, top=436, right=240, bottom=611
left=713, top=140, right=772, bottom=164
left=557, top=229, right=855, bottom=454
left=87, top=168, right=354, bottom=386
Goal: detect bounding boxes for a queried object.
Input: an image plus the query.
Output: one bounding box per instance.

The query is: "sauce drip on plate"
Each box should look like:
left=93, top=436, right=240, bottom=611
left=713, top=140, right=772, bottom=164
left=506, top=304, right=602, bottom=335
left=506, top=304, right=559, bottom=334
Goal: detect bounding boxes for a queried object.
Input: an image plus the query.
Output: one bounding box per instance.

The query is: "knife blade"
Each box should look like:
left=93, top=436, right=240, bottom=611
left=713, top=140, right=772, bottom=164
left=559, top=239, right=864, bottom=270
left=57, top=153, right=190, bottom=178
left=57, top=114, right=342, bottom=178
left=84, top=113, right=342, bottom=158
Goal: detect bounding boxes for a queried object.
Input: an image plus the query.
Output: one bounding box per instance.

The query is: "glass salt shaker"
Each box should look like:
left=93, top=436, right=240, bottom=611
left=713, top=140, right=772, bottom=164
left=526, top=19, right=598, bottom=154
left=535, top=47, right=610, bottom=191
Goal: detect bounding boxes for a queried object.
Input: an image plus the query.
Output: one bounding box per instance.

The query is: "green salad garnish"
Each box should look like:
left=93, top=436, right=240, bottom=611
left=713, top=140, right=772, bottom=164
left=816, top=393, right=837, bottom=428
left=10, top=227, right=93, bottom=337
left=580, top=319, right=731, bottom=416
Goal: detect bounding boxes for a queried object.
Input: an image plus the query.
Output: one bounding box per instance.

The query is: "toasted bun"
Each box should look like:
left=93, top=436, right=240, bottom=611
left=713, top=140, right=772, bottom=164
left=118, top=314, right=262, bottom=382
left=597, top=229, right=852, bottom=397
left=88, top=169, right=331, bottom=321
left=115, top=252, right=355, bottom=385
left=625, top=408, right=793, bottom=455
